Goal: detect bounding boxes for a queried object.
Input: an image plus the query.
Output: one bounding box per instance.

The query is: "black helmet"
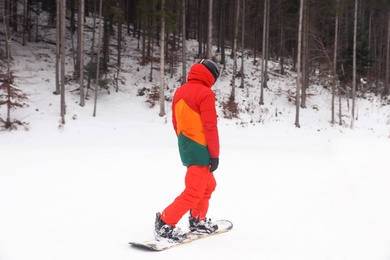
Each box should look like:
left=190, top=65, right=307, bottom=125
left=199, top=59, right=220, bottom=82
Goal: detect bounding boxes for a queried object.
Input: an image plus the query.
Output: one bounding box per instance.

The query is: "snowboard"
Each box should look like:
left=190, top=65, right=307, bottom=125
left=129, top=219, right=233, bottom=251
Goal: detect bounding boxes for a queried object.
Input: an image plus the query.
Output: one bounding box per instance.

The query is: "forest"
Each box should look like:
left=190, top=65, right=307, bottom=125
left=0, top=0, right=390, bottom=129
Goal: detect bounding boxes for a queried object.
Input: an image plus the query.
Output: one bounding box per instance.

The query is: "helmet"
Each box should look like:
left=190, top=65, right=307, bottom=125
left=199, top=59, right=220, bottom=82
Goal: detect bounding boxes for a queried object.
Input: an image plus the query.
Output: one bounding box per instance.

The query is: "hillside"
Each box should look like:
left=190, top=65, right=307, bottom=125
left=1, top=29, right=390, bottom=137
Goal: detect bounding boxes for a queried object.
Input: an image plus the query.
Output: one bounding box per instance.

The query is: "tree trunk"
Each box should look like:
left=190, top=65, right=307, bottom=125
left=240, top=0, right=245, bottom=89
left=351, top=0, right=358, bottom=129
left=22, top=0, right=27, bottom=46
left=181, top=0, right=187, bottom=84
left=197, top=0, right=203, bottom=57
left=295, top=0, right=304, bottom=128
left=93, top=0, right=103, bottom=117
left=79, top=0, right=85, bottom=107
left=86, top=2, right=97, bottom=99
left=11, top=0, right=17, bottom=32
left=69, top=0, right=76, bottom=33
left=278, top=0, right=284, bottom=75
left=116, top=0, right=123, bottom=93
left=331, top=0, right=339, bottom=125
left=385, top=8, right=390, bottom=96
left=55, top=0, right=60, bottom=95
left=207, top=0, right=213, bottom=58
left=265, top=0, right=269, bottom=87
left=102, top=7, right=109, bottom=74
left=3, top=6, right=11, bottom=126
left=159, top=0, right=166, bottom=117
left=60, top=0, right=66, bottom=125
left=231, top=0, right=240, bottom=101
left=149, top=37, right=154, bottom=82
left=260, top=0, right=269, bottom=105
left=220, top=0, right=226, bottom=65
left=301, top=0, right=308, bottom=109
left=339, top=84, right=342, bottom=126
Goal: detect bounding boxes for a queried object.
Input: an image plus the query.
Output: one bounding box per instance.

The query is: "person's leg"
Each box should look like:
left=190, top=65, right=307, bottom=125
left=161, top=165, right=210, bottom=226
left=190, top=171, right=216, bottom=220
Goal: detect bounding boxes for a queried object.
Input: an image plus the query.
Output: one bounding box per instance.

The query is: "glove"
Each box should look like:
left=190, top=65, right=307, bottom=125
left=209, top=158, right=219, bottom=172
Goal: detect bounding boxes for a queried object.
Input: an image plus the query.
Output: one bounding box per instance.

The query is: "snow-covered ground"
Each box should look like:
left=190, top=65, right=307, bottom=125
left=1, top=26, right=390, bottom=259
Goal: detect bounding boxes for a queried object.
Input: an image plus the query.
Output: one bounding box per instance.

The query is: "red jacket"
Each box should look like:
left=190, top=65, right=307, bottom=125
left=172, top=63, right=219, bottom=166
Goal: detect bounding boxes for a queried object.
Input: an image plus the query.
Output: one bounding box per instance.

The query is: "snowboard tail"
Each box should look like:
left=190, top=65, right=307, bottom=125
left=129, top=219, right=233, bottom=251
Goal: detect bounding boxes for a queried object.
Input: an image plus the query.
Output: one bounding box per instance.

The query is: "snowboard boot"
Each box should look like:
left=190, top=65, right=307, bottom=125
left=154, top=213, right=186, bottom=242
left=188, top=213, right=218, bottom=234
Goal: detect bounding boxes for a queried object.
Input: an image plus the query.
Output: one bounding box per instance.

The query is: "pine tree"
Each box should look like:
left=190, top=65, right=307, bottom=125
left=1, top=12, right=27, bottom=129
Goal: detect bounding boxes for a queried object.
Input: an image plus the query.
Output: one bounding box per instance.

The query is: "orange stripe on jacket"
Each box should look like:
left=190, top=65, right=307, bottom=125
left=175, top=99, right=207, bottom=146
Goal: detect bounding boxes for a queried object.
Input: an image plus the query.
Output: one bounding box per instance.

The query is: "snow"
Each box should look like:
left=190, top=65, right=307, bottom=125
left=1, top=28, right=390, bottom=260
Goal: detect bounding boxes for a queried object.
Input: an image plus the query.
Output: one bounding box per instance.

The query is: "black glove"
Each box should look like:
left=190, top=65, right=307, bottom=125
left=209, top=158, right=219, bottom=172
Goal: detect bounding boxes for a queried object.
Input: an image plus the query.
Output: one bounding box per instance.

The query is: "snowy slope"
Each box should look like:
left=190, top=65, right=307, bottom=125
left=1, top=26, right=390, bottom=260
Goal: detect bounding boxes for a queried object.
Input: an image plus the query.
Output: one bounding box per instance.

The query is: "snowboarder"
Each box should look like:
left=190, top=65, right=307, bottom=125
left=155, top=59, right=221, bottom=241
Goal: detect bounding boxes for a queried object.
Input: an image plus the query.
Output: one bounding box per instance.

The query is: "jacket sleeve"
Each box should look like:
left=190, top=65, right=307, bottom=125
left=172, top=99, right=178, bottom=136
left=199, top=91, right=220, bottom=158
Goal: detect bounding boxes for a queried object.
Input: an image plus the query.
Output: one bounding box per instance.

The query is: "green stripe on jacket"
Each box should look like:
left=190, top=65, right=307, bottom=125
left=177, top=132, right=210, bottom=166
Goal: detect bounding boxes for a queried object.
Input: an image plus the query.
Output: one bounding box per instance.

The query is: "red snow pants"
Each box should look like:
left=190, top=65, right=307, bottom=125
left=161, top=165, right=217, bottom=227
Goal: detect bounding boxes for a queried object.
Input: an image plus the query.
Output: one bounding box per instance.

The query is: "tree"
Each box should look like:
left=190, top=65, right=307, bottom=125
left=55, top=0, right=61, bottom=95
left=207, top=0, right=213, bottom=58
left=0, top=9, right=28, bottom=130
left=60, top=0, right=66, bottom=124
left=218, top=0, right=227, bottom=66
left=78, top=0, right=86, bottom=107
left=295, top=0, right=304, bottom=128
left=22, top=0, right=27, bottom=46
left=0, top=74, right=27, bottom=130
left=385, top=7, right=390, bottom=96
left=181, top=0, right=187, bottom=84
left=159, top=0, right=166, bottom=117
left=231, top=0, right=240, bottom=101
left=278, top=0, right=285, bottom=75
left=197, top=0, right=205, bottom=57
left=93, top=0, right=103, bottom=117
left=115, top=0, right=124, bottom=93
left=240, top=0, right=245, bottom=89
left=260, top=0, right=269, bottom=105
left=332, top=0, right=340, bottom=125
left=300, top=0, right=308, bottom=109
left=351, top=0, right=358, bottom=129
left=86, top=0, right=98, bottom=99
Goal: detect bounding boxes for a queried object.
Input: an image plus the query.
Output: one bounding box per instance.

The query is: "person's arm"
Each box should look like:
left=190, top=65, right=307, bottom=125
left=199, top=92, right=219, bottom=159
